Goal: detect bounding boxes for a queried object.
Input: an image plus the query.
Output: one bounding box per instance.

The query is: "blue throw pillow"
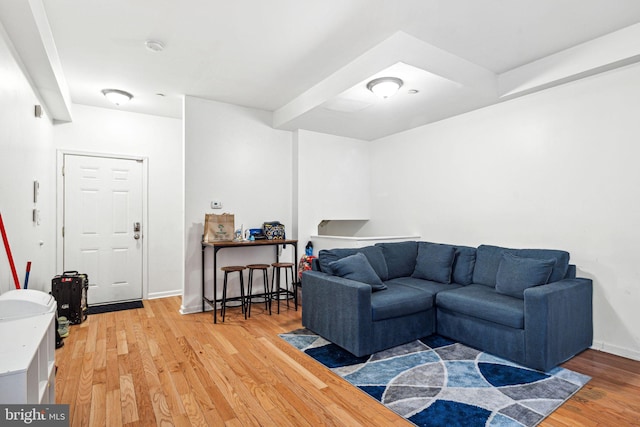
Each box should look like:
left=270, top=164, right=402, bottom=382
left=329, top=253, right=387, bottom=291
left=412, top=242, right=456, bottom=284
left=317, top=246, right=389, bottom=280
left=495, top=253, right=555, bottom=299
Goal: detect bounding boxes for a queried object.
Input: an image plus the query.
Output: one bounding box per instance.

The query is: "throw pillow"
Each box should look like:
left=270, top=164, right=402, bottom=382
left=495, top=253, right=555, bottom=299
left=329, top=253, right=387, bottom=291
left=317, top=246, right=389, bottom=280
left=412, top=242, right=457, bottom=284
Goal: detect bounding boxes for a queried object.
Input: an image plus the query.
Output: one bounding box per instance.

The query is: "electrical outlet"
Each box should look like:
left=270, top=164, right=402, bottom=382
left=211, top=201, right=223, bottom=209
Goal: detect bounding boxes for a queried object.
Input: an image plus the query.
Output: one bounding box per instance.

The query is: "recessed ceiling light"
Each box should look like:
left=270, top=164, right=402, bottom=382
left=366, top=77, right=403, bottom=99
left=145, top=40, right=165, bottom=52
left=408, top=89, right=420, bottom=94
left=155, top=93, right=165, bottom=97
left=101, top=89, right=133, bottom=106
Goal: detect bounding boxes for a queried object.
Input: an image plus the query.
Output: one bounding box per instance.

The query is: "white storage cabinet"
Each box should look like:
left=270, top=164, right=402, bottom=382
left=0, top=289, right=57, bottom=404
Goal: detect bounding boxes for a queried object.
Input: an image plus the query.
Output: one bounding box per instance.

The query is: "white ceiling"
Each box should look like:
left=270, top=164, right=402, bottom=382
left=2, top=0, right=640, bottom=139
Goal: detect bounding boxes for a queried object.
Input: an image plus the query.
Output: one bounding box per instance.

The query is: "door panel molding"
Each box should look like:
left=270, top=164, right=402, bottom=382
left=56, top=150, right=148, bottom=302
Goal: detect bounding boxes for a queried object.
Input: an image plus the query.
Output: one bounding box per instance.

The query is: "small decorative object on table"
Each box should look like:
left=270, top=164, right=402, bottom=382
left=263, top=221, right=285, bottom=240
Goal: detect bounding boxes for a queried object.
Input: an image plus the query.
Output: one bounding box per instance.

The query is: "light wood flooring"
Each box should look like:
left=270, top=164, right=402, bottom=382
left=55, top=297, right=640, bottom=426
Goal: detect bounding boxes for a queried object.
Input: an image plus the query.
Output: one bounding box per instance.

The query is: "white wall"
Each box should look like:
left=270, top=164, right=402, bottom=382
left=0, top=29, right=56, bottom=295
left=367, top=62, right=640, bottom=361
left=52, top=104, right=183, bottom=299
left=295, top=129, right=371, bottom=251
left=183, top=96, right=293, bottom=313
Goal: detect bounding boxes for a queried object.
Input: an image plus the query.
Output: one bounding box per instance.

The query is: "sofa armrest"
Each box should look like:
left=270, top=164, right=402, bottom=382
left=301, top=270, right=374, bottom=356
left=524, top=278, right=593, bottom=371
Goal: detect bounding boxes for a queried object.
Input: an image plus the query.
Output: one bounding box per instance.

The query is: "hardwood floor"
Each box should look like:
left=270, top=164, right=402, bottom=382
left=55, top=297, right=640, bottom=426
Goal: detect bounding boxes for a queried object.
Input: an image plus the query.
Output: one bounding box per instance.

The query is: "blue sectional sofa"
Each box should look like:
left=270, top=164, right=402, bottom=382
left=301, top=241, right=593, bottom=371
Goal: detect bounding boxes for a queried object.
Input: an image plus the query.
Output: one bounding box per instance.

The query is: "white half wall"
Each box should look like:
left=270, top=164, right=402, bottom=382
left=52, top=104, right=183, bottom=300
left=0, top=27, right=55, bottom=294
left=183, top=96, right=293, bottom=314
left=295, top=129, right=371, bottom=252
left=367, top=62, right=640, bottom=361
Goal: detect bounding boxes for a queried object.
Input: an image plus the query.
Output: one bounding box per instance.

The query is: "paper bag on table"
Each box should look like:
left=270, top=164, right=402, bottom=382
left=204, top=213, right=235, bottom=242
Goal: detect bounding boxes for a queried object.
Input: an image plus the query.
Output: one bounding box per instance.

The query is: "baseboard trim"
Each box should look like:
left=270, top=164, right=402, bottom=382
left=147, top=290, right=182, bottom=300
left=180, top=304, right=214, bottom=315
left=591, top=340, right=640, bottom=362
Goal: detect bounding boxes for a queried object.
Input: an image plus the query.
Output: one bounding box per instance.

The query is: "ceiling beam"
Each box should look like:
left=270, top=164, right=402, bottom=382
left=499, top=23, right=640, bottom=100
left=0, top=0, right=73, bottom=122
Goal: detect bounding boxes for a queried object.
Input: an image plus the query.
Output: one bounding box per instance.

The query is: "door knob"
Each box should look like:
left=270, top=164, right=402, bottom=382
left=134, top=233, right=141, bottom=240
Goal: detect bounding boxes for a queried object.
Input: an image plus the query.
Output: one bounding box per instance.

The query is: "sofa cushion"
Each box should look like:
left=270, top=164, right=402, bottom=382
left=452, top=245, right=477, bottom=285
left=412, top=242, right=456, bottom=283
left=329, top=253, right=387, bottom=291
left=495, top=253, right=554, bottom=298
left=386, top=277, right=463, bottom=296
left=473, top=245, right=510, bottom=287
left=371, top=282, right=433, bottom=321
left=318, top=245, right=389, bottom=280
left=375, top=241, right=418, bottom=279
left=436, top=284, right=525, bottom=329
left=473, top=245, right=570, bottom=287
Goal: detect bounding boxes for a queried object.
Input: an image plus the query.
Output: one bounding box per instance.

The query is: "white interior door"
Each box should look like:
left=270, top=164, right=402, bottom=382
left=63, top=154, right=143, bottom=305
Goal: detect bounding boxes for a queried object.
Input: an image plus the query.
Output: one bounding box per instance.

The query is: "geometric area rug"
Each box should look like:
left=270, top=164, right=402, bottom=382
left=279, top=329, right=590, bottom=427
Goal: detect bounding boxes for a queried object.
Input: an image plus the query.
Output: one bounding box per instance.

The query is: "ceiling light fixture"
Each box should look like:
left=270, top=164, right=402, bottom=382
left=366, top=77, right=403, bottom=99
left=101, top=89, right=133, bottom=106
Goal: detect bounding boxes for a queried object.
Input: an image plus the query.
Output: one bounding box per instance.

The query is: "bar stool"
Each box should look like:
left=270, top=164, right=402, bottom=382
left=270, top=262, right=297, bottom=314
left=220, top=265, right=247, bottom=322
left=246, top=264, right=271, bottom=317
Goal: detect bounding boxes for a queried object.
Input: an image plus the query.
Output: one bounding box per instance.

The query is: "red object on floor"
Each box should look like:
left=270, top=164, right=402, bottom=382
left=0, top=213, right=21, bottom=289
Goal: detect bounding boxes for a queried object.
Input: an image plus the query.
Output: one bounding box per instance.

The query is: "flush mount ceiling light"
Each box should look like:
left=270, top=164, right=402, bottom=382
left=366, top=77, right=404, bottom=99
left=101, top=89, right=133, bottom=106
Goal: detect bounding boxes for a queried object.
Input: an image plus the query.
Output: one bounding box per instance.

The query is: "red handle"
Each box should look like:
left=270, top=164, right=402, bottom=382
left=0, top=214, right=21, bottom=289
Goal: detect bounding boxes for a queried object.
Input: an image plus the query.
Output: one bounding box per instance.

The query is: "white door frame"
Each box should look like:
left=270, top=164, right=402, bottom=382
left=56, top=149, right=149, bottom=301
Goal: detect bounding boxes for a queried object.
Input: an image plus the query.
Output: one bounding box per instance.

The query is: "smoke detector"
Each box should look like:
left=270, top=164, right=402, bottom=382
left=145, top=40, right=165, bottom=52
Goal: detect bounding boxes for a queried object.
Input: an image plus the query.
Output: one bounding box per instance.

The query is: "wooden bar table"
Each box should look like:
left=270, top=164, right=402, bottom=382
left=201, top=239, right=298, bottom=323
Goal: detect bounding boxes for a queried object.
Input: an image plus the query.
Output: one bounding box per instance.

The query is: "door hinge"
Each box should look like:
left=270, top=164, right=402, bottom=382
left=62, top=165, right=65, bottom=176
left=62, top=226, right=64, bottom=237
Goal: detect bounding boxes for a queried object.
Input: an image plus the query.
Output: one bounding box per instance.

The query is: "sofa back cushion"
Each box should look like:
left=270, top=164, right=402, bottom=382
left=318, top=245, right=389, bottom=281
left=375, top=241, right=418, bottom=279
left=451, top=245, right=477, bottom=285
left=412, top=242, right=456, bottom=283
left=473, top=244, right=570, bottom=287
